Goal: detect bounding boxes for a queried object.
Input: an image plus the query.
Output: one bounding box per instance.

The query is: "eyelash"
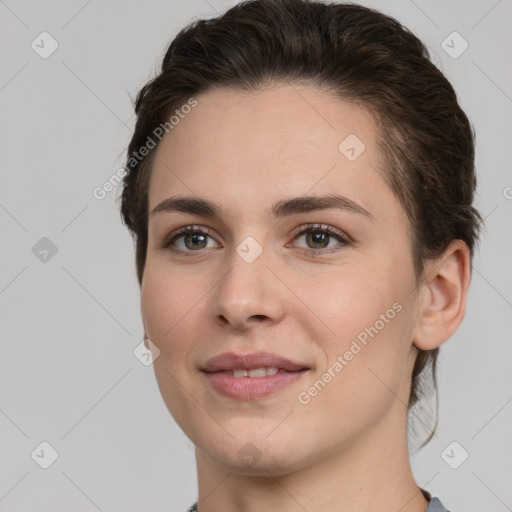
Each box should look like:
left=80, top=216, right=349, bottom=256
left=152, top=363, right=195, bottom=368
left=160, top=223, right=350, bottom=258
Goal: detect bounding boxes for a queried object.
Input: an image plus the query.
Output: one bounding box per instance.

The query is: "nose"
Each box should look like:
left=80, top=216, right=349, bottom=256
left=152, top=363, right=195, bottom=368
left=212, top=245, right=286, bottom=332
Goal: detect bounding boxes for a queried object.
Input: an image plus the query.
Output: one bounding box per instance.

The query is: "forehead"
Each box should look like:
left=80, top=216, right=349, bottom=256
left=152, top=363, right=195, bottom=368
left=148, top=83, right=393, bottom=223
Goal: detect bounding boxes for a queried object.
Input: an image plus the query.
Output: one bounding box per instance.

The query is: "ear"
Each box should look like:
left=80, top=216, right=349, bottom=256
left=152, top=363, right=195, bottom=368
left=413, top=239, right=472, bottom=350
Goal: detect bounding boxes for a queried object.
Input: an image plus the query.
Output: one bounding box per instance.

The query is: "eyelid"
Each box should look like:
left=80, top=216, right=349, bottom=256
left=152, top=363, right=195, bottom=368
left=288, top=223, right=351, bottom=243
left=287, top=223, right=351, bottom=256
left=160, top=225, right=219, bottom=250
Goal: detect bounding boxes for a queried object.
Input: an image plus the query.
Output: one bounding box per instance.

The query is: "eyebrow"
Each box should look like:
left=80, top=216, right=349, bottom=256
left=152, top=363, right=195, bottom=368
left=150, top=194, right=373, bottom=221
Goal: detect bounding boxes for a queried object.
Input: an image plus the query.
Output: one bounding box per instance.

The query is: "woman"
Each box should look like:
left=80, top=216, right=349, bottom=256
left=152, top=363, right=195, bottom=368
left=120, top=1, right=482, bottom=510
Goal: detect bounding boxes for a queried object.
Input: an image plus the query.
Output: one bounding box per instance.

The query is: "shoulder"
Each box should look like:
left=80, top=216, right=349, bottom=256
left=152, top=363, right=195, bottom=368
left=425, top=496, right=451, bottom=512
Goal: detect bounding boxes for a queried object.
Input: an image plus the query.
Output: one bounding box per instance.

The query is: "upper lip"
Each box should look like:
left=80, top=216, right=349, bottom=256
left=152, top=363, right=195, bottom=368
left=202, top=351, right=309, bottom=372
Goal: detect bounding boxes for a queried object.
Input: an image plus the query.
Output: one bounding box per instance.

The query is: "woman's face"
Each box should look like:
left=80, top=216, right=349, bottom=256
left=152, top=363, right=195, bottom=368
left=141, top=83, right=423, bottom=474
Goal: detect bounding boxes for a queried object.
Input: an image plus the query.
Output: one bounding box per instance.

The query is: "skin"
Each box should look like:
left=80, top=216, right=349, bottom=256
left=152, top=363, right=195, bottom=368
left=140, top=83, right=471, bottom=512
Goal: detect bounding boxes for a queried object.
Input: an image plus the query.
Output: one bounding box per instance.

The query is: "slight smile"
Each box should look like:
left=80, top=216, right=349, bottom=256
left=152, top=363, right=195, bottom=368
left=201, top=351, right=311, bottom=400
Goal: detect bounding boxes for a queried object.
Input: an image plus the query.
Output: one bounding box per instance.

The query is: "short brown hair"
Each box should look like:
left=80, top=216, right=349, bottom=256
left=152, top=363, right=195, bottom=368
left=119, top=0, right=483, bottom=445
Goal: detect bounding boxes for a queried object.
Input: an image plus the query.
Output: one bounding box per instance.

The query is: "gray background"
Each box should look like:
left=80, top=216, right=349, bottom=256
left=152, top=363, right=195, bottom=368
left=1, top=0, right=511, bottom=511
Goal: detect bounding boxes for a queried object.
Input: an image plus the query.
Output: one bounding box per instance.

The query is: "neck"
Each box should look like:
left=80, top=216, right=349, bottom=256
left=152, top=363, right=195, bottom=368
left=193, top=399, right=428, bottom=512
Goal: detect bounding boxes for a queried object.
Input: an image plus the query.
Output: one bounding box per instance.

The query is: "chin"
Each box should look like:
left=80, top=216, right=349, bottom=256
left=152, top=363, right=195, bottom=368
left=196, top=432, right=312, bottom=476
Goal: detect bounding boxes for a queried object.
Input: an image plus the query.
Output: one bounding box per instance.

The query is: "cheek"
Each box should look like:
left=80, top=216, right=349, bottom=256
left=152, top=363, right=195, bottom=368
left=140, top=266, right=192, bottom=356
left=296, top=261, right=414, bottom=403
left=296, top=307, right=413, bottom=442
left=291, top=258, right=404, bottom=343
left=140, top=267, right=202, bottom=430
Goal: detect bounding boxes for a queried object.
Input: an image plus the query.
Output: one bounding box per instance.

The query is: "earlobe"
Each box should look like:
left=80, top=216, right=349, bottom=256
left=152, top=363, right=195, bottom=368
left=413, top=240, right=471, bottom=351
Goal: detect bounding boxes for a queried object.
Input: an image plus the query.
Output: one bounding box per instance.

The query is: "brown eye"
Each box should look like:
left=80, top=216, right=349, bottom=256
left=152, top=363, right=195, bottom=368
left=291, top=224, right=350, bottom=255
left=162, top=226, right=219, bottom=255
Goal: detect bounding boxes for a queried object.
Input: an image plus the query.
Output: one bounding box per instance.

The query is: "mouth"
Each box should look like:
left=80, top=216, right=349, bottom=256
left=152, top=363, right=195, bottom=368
left=218, top=367, right=297, bottom=377
left=202, top=350, right=309, bottom=373
left=201, top=351, right=310, bottom=400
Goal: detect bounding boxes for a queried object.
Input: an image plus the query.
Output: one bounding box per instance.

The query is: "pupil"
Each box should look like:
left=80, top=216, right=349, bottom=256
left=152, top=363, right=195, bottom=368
left=308, top=232, right=327, bottom=248
left=186, top=234, right=206, bottom=250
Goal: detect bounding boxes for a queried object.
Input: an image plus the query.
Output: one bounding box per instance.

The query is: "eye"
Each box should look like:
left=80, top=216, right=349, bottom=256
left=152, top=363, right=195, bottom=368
left=161, top=223, right=350, bottom=257
left=289, top=223, right=350, bottom=256
left=161, top=225, right=219, bottom=255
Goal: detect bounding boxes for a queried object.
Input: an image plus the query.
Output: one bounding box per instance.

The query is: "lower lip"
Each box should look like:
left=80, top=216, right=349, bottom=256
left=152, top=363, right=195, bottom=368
left=203, top=370, right=307, bottom=400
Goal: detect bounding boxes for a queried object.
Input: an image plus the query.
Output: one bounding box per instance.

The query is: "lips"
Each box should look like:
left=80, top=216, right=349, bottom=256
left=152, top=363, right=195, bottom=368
left=201, top=351, right=309, bottom=399
left=202, top=351, right=308, bottom=373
